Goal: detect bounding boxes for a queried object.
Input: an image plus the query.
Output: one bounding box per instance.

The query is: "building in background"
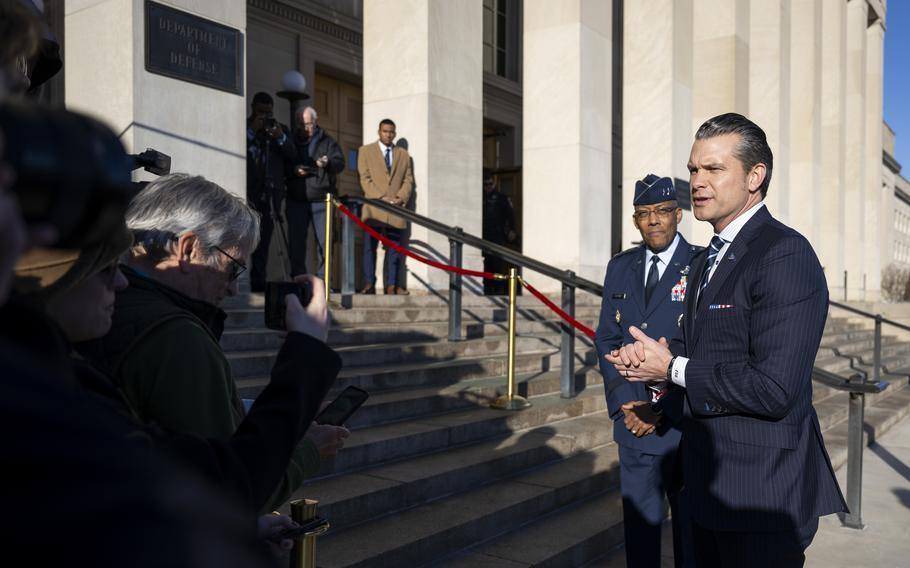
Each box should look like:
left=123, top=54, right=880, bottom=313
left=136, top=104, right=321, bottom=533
left=58, top=0, right=890, bottom=298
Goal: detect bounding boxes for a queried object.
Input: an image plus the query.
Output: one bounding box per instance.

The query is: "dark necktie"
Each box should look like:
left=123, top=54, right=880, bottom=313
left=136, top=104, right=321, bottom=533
left=384, top=147, right=392, bottom=171
left=644, top=255, right=660, bottom=306
left=697, top=235, right=727, bottom=306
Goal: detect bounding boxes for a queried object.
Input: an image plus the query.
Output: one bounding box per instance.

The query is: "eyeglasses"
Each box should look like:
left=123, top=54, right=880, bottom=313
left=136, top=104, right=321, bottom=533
left=212, top=246, right=247, bottom=282
left=633, top=207, right=678, bottom=221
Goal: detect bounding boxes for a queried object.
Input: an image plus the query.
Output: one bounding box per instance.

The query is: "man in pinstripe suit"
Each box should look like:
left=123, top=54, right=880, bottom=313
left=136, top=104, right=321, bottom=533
left=607, top=113, right=846, bottom=567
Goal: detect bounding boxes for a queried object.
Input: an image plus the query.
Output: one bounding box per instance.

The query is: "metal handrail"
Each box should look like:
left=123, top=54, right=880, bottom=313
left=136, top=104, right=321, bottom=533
left=829, top=299, right=910, bottom=334
left=339, top=195, right=603, bottom=295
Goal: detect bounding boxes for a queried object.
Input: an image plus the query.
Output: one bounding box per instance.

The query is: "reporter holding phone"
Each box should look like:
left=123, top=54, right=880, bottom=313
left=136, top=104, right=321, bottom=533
left=77, top=174, right=348, bottom=512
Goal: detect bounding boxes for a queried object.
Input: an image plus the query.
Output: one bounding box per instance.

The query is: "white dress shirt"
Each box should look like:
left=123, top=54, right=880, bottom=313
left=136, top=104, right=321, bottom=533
left=644, top=233, right=680, bottom=288
left=670, top=202, right=766, bottom=388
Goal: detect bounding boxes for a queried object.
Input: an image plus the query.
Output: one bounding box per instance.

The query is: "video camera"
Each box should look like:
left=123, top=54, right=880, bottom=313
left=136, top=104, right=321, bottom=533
left=0, top=103, right=171, bottom=249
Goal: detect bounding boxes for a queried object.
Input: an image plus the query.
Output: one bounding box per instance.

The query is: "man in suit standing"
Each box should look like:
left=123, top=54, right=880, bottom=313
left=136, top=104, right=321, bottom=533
left=357, top=118, right=414, bottom=295
left=608, top=113, right=846, bottom=567
left=595, top=174, right=698, bottom=568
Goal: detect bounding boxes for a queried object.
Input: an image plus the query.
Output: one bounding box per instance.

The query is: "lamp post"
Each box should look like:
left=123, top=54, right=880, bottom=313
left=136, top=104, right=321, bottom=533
left=276, top=70, right=310, bottom=128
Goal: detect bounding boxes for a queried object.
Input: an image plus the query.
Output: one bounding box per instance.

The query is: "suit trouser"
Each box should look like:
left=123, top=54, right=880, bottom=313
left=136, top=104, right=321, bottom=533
left=690, top=516, right=818, bottom=568
left=362, top=225, right=403, bottom=288
left=286, top=199, right=327, bottom=279
left=618, top=444, right=692, bottom=568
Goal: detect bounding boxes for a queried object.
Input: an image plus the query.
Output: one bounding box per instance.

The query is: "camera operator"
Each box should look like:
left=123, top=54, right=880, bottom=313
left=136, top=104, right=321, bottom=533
left=286, top=106, right=345, bottom=279
left=247, top=92, right=296, bottom=292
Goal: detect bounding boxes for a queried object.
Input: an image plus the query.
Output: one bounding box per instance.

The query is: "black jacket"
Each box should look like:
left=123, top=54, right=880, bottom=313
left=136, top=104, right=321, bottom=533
left=0, top=298, right=277, bottom=567
left=246, top=120, right=296, bottom=206
left=286, top=126, right=345, bottom=202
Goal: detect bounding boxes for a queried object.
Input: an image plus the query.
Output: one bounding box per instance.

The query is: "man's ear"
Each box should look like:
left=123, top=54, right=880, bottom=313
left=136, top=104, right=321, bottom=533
left=747, top=163, right=767, bottom=194
left=175, top=232, right=198, bottom=273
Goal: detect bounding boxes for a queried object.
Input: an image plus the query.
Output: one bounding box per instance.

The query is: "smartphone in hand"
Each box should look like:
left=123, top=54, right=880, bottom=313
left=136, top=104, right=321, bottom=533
left=264, top=280, right=313, bottom=330
left=315, top=386, right=370, bottom=426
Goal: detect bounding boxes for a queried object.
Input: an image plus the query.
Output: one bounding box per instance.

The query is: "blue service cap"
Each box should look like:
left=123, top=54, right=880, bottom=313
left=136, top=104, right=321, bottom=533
left=633, top=174, right=677, bottom=206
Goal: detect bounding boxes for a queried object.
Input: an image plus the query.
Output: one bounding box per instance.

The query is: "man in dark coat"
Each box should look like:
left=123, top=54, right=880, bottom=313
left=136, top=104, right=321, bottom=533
left=246, top=91, right=296, bottom=291
left=286, top=106, right=345, bottom=279
left=481, top=169, right=517, bottom=295
left=595, top=174, right=699, bottom=568
left=608, top=113, right=846, bottom=568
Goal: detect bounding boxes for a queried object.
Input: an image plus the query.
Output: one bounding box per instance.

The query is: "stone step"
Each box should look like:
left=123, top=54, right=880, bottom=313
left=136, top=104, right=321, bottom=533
left=333, top=369, right=604, bottom=429
left=318, top=387, right=606, bottom=476
left=814, top=353, right=857, bottom=375
left=828, top=339, right=910, bottom=361
left=820, top=333, right=904, bottom=353
left=438, top=489, right=624, bottom=568
left=315, top=443, right=621, bottom=568
left=223, top=304, right=601, bottom=330
left=227, top=334, right=596, bottom=378
left=297, top=412, right=612, bottom=531
left=236, top=347, right=600, bottom=397
left=221, top=318, right=591, bottom=353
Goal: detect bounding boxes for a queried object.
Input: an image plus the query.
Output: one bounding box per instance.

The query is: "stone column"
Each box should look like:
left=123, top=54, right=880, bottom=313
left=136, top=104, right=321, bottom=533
left=818, top=0, right=847, bottom=296
left=864, top=16, right=885, bottom=299
left=361, top=0, right=482, bottom=292
left=622, top=0, right=695, bottom=249
left=522, top=0, right=612, bottom=288
left=843, top=0, right=867, bottom=300
left=65, top=0, right=247, bottom=196
left=690, top=0, right=750, bottom=246
left=786, top=0, right=822, bottom=244
left=748, top=0, right=790, bottom=222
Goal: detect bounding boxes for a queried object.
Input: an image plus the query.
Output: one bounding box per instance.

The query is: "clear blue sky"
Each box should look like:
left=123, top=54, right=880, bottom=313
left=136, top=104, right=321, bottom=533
left=885, top=1, right=910, bottom=176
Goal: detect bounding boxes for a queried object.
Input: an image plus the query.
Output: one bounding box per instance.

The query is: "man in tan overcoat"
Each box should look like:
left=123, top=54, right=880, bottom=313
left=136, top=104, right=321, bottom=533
left=357, top=118, right=414, bottom=294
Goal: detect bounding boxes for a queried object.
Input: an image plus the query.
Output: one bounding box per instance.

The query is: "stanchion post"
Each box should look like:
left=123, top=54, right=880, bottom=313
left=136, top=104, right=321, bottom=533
left=340, top=201, right=355, bottom=308
left=448, top=234, right=463, bottom=341
left=843, top=270, right=848, bottom=301
left=841, top=391, right=866, bottom=529
left=560, top=273, right=576, bottom=398
left=323, top=193, right=333, bottom=302
left=290, top=499, right=319, bottom=568
left=491, top=268, right=530, bottom=410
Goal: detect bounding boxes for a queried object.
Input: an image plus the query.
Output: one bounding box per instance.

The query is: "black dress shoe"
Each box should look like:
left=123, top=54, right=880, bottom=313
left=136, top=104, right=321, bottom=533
left=359, top=284, right=376, bottom=294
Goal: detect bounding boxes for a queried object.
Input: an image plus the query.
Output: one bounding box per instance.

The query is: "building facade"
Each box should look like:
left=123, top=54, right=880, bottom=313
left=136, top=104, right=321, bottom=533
left=61, top=0, right=889, bottom=297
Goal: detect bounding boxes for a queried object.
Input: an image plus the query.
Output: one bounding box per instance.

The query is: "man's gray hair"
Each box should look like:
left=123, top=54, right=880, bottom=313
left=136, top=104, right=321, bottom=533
left=300, top=106, right=318, bottom=121
left=126, top=173, right=260, bottom=263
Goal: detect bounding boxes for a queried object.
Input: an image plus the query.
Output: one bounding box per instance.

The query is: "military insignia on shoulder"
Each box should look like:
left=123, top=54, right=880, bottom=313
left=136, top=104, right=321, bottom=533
left=615, top=309, right=621, bottom=324
left=612, top=246, right=640, bottom=259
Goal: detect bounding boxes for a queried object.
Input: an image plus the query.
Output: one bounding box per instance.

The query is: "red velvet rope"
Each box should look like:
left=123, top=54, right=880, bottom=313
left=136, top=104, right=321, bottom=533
left=520, top=278, right=597, bottom=339
left=335, top=202, right=500, bottom=279
left=334, top=200, right=597, bottom=339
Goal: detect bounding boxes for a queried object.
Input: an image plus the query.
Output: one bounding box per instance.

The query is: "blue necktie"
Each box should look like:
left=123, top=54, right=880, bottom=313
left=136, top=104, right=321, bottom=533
left=384, top=147, right=392, bottom=171
left=697, top=235, right=727, bottom=306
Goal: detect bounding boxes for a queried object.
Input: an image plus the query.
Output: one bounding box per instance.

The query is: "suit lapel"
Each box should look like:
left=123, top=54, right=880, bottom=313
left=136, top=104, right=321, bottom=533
left=373, top=142, right=391, bottom=183
left=691, top=206, right=772, bottom=346
left=684, top=248, right=707, bottom=350
left=643, top=236, right=691, bottom=319
left=629, top=249, right=647, bottom=314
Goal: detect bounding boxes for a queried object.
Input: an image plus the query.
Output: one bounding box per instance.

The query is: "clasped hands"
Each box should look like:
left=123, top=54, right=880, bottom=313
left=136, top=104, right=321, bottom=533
left=605, top=325, right=674, bottom=384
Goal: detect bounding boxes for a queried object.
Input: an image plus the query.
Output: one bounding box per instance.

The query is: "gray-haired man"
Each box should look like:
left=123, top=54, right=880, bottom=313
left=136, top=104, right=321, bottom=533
left=83, top=173, right=349, bottom=512
left=286, top=106, right=345, bottom=280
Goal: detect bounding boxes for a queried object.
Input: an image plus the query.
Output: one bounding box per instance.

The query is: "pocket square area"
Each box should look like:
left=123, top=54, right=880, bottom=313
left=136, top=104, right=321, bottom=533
left=708, top=304, right=736, bottom=310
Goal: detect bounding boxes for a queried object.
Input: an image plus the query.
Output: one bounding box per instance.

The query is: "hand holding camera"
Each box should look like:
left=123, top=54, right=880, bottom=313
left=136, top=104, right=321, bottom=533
left=264, top=275, right=329, bottom=342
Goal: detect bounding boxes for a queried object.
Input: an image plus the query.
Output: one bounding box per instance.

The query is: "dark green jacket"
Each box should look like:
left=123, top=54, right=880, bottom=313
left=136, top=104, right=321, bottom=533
left=80, top=266, right=323, bottom=512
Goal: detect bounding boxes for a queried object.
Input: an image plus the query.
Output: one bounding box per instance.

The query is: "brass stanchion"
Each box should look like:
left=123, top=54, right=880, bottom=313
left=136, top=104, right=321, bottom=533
left=491, top=268, right=531, bottom=410
left=289, top=499, right=329, bottom=568
left=323, top=193, right=333, bottom=302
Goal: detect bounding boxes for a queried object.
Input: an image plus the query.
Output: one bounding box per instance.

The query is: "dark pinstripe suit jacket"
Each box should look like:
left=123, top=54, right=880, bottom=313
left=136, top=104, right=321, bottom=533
left=671, top=206, right=847, bottom=532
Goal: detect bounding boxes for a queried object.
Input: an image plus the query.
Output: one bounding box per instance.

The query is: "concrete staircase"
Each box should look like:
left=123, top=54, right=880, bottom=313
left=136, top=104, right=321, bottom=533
left=222, top=292, right=910, bottom=568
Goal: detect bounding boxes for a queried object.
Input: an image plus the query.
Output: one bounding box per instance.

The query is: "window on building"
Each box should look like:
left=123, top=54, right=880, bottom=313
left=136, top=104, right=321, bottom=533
left=483, top=0, right=521, bottom=81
